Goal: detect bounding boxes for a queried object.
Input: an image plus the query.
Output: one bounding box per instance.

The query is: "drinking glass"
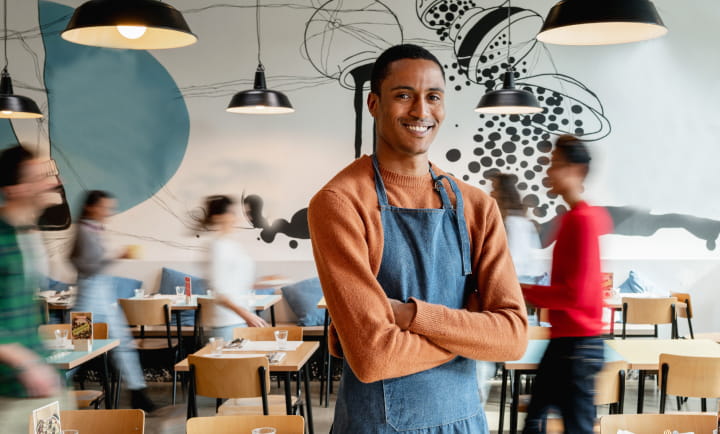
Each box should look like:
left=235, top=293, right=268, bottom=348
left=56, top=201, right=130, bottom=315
left=251, top=428, right=276, bottom=434
left=205, top=289, right=214, bottom=297
left=208, top=337, right=225, bottom=355
left=134, top=288, right=145, bottom=298
left=54, top=329, right=69, bottom=345
left=175, top=286, right=184, bottom=297
left=274, top=330, right=288, bottom=350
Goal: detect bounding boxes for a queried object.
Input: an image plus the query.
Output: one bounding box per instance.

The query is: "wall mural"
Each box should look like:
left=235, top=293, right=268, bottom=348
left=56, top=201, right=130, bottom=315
left=5, top=0, right=718, bottom=257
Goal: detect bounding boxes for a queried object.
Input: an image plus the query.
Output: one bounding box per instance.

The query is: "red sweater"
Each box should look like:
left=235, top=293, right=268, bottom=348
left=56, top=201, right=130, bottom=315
left=523, top=201, right=612, bottom=338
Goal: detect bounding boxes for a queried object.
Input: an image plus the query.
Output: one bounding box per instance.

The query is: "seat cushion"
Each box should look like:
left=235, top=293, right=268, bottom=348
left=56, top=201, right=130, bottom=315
left=109, top=275, right=143, bottom=299
left=280, top=278, right=324, bottom=326
left=158, top=267, right=209, bottom=325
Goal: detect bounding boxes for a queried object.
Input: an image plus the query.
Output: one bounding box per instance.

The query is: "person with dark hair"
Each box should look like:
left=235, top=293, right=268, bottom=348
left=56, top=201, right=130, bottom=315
left=308, top=44, right=527, bottom=433
left=490, top=173, right=544, bottom=283
left=201, top=195, right=267, bottom=341
left=520, top=134, right=612, bottom=434
left=0, top=146, right=69, bottom=431
left=70, top=190, right=155, bottom=412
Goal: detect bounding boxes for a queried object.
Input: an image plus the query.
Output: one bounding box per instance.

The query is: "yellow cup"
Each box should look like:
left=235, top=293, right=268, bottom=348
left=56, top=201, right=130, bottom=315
left=126, top=244, right=142, bottom=259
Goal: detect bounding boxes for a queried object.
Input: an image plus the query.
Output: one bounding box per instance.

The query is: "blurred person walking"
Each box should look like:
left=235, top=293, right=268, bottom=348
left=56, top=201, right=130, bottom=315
left=199, top=195, right=267, bottom=342
left=0, top=145, right=71, bottom=432
left=70, top=190, right=155, bottom=412
left=521, top=135, right=612, bottom=433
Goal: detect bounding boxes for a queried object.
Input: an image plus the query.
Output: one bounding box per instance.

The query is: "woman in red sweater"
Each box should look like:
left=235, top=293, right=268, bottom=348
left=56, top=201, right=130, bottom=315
left=521, top=135, right=612, bottom=433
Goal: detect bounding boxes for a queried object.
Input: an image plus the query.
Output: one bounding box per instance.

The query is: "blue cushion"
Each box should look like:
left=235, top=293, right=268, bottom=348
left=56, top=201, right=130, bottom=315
left=280, top=278, right=325, bottom=326
left=109, top=275, right=143, bottom=299
left=158, top=267, right=209, bottom=326
left=40, top=276, right=71, bottom=292
left=619, top=270, right=651, bottom=294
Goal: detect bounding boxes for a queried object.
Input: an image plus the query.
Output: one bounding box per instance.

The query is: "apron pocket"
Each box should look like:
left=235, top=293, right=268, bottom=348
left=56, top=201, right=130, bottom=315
left=383, top=357, right=480, bottom=431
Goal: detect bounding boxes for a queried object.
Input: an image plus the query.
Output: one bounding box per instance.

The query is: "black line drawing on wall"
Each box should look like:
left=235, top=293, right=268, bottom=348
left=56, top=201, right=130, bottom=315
left=303, top=0, right=403, bottom=158
left=242, top=194, right=310, bottom=249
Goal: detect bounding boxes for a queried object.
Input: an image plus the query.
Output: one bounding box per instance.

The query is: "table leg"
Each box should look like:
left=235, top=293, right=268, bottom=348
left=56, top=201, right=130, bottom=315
left=270, top=306, right=276, bottom=326
left=510, top=370, right=521, bottom=434
left=320, top=310, right=330, bottom=407
left=284, top=372, right=293, bottom=415
left=102, top=353, right=112, bottom=409
left=304, top=364, right=315, bottom=434
left=498, top=366, right=508, bottom=434
left=175, top=311, right=184, bottom=359
left=637, top=370, right=646, bottom=414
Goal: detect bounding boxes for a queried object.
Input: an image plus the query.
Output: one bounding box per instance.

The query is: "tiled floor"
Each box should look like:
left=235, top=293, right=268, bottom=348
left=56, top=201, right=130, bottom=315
left=122, top=371, right=716, bottom=433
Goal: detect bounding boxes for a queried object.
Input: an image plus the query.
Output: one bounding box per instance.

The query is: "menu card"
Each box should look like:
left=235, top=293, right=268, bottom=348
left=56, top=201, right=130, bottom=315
left=70, top=312, right=93, bottom=340
left=601, top=272, right=614, bottom=298
left=32, top=401, right=61, bottom=434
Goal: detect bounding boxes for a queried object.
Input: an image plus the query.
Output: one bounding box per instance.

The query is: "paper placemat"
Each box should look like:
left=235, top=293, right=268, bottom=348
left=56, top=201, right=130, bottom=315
left=235, top=340, right=303, bottom=352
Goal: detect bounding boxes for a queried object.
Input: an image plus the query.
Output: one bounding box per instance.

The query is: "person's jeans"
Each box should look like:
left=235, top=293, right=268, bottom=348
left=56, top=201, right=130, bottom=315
left=522, top=336, right=604, bottom=434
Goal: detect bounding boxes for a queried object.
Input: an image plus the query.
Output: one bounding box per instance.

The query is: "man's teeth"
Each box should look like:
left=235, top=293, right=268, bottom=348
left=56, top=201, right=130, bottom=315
left=406, top=125, right=430, bottom=132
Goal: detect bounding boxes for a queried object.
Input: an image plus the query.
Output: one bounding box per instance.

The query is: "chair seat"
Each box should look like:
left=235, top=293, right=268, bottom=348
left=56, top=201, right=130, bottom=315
left=71, top=389, right=104, bottom=408
left=130, top=338, right=179, bottom=350
left=217, top=395, right=300, bottom=416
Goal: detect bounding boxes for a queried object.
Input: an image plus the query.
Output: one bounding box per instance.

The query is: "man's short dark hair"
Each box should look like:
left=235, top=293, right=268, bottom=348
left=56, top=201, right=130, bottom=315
left=370, top=44, right=445, bottom=95
left=0, top=145, right=34, bottom=188
left=555, top=134, right=591, bottom=176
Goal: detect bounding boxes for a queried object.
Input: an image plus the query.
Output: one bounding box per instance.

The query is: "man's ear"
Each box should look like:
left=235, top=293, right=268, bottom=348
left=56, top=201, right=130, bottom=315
left=367, top=92, right=379, bottom=118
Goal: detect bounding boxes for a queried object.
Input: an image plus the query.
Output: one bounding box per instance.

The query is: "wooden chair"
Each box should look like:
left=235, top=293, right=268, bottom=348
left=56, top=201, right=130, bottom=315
left=233, top=326, right=304, bottom=341
left=38, top=322, right=110, bottom=408
left=600, top=413, right=717, bottom=434
left=621, top=296, right=678, bottom=339
left=187, top=415, right=304, bottom=434
left=187, top=354, right=301, bottom=419
left=670, top=292, right=695, bottom=339
left=60, top=409, right=145, bottom=433
left=659, top=353, right=720, bottom=413
left=118, top=298, right=180, bottom=402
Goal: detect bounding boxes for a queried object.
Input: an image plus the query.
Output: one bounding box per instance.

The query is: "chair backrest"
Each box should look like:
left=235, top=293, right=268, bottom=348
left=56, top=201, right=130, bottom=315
left=594, top=360, right=628, bottom=406
left=233, top=326, right=303, bottom=341
left=38, top=322, right=109, bottom=340
left=187, top=415, right=304, bottom=434
left=528, top=326, right=551, bottom=340
left=189, top=354, right=270, bottom=399
left=660, top=353, right=720, bottom=398
left=599, top=413, right=717, bottom=433
left=622, top=296, right=677, bottom=324
left=60, top=409, right=144, bottom=434
left=670, top=291, right=692, bottom=319
left=118, top=298, right=170, bottom=326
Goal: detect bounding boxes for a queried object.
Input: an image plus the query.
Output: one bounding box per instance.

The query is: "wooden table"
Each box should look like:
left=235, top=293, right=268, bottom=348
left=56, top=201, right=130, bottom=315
left=163, top=294, right=283, bottom=326
left=175, top=341, right=319, bottom=434
left=500, top=339, right=625, bottom=434
left=45, top=339, right=120, bottom=409
left=607, top=338, right=720, bottom=413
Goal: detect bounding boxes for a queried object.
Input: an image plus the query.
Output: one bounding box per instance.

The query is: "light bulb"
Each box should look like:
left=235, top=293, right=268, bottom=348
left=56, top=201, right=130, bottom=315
left=117, top=25, right=147, bottom=40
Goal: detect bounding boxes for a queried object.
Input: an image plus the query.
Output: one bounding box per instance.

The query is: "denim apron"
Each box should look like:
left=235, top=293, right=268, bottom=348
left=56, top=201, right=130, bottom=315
left=331, top=156, right=487, bottom=433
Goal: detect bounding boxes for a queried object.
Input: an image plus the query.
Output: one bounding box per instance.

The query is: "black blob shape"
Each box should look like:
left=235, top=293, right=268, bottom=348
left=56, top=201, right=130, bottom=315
left=556, top=205, right=568, bottom=214
left=474, top=148, right=484, bottom=156
left=534, top=165, right=543, bottom=172
left=484, top=141, right=496, bottom=149
left=523, top=147, right=534, bottom=156
left=532, top=114, right=546, bottom=123
left=542, top=177, right=552, bottom=188
left=522, top=128, right=531, bottom=136
left=289, top=240, right=298, bottom=249
left=533, top=207, right=547, bottom=217
left=480, top=157, right=492, bottom=166
left=495, top=158, right=505, bottom=166
left=473, top=134, right=484, bottom=142
left=517, top=182, right=527, bottom=190
left=520, top=161, right=528, bottom=168
left=488, top=132, right=501, bottom=141
left=537, top=156, right=550, bottom=165
left=524, top=170, right=535, bottom=180
left=482, top=168, right=500, bottom=179
left=502, top=141, right=516, bottom=153
left=485, top=121, right=495, bottom=128
left=571, top=105, right=583, bottom=114
left=491, top=149, right=502, bottom=157
left=537, top=140, right=552, bottom=152
left=462, top=175, right=470, bottom=181
left=468, top=161, right=481, bottom=173
left=507, top=155, right=517, bottom=164
left=523, top=194, right=539, bottom=207
left=506, top=126, right=517, bottom=135
left=531, top=185, right=539, bottom=191
left=575, top=128, right=585, bottom=135
left=446, top=148, right=461, bottom=162
left=553, top=107, right=563, bottom=115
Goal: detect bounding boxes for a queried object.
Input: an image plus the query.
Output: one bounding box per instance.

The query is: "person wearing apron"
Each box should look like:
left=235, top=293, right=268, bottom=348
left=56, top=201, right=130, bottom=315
left=309, top=44, right=528, bottom=433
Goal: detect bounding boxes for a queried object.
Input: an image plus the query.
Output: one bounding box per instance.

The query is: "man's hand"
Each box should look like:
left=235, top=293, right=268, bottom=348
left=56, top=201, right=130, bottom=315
left=388, top=298, right=417, bottom=330
left=17, top=362, right=61, bottom=398
left=241, top=311, right=269, bottom=328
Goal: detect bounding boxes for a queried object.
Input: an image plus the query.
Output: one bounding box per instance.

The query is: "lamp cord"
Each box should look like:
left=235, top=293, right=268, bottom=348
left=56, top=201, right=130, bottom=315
left=256, top=0, right=261, bottom=66
left=3, top=0, right=7, bottom=71
left=506, top=0, right=511, bottom=70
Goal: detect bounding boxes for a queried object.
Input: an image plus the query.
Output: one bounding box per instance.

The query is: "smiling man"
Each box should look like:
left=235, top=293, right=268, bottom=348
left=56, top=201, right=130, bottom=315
left=308, top=44, right=528, bottom=433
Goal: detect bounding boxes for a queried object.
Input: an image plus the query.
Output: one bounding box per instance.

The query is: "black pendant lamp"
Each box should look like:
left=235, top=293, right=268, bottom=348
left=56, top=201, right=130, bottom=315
left=537, top=0, right=667, bottom=46
left=61, top=0, right=197, bottom=50
left=475, top=0, right=541, bottom=115
left=0, top=0, right=42, bottom=119
left=226, top=0, right=293, bottom=114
